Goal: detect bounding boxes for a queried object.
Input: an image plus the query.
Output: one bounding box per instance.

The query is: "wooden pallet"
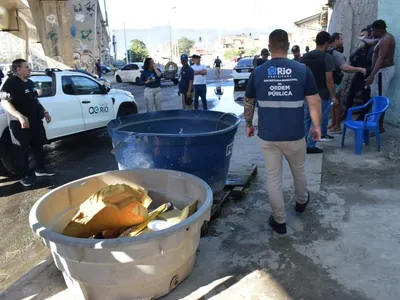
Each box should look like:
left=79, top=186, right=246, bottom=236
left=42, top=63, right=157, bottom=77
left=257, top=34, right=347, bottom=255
left=201, top=164, right=258, bottom=236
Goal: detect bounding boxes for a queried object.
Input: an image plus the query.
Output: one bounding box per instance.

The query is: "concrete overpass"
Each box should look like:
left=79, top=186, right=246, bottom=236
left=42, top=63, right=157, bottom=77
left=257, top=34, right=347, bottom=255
left=0, top=0, right=110, bottom=71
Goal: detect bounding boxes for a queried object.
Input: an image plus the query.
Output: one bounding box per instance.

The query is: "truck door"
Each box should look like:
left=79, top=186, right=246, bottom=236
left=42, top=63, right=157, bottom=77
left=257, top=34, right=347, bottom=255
left=33, top=75, right=85, bottom=139
left=69, top=75, right=114, bottom=130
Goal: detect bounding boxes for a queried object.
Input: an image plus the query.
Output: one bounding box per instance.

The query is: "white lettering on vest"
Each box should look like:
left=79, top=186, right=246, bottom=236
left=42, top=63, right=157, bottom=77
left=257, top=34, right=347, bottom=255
left=268, top=84, right=292, bottom=96
left=268, top=91, right=293, bottom=96
left=276, top=68, right=292, bottom=76
left=269, top=85, right=291, bottom=91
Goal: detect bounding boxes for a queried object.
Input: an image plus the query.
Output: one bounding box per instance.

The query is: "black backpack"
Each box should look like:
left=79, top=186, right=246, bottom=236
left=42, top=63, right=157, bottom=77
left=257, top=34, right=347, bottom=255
left=327, top=48, right=344, bottom=85
left=350, top=46, right=370, bottom=68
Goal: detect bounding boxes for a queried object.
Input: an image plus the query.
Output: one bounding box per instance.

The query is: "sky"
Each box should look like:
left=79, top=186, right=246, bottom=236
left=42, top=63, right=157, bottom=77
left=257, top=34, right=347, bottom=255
left=102, top=0, right=327, bottom=31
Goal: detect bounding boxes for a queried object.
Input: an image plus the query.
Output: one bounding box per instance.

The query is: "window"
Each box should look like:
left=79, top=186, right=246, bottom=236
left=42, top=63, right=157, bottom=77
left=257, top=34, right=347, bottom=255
left=70, top=76, right=102, bottom=95
left=122, top=64, right=132, bottom=71
left=236, top=59, right=253, bottom=68
left=30, top=75, right=53, bottom=97
left=131, top=64, right=139, bottom=70
left=62, top=76, right=75, bottom=95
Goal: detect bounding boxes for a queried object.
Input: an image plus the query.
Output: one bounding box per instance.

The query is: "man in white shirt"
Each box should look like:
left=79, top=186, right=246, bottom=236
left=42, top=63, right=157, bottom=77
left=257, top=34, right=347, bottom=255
left=191, top=54, right=208, bottom=110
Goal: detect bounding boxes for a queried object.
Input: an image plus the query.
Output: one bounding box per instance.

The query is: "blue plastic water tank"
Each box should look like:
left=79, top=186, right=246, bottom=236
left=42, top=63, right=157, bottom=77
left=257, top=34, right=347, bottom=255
left=107, top=110, right=241, bottom=193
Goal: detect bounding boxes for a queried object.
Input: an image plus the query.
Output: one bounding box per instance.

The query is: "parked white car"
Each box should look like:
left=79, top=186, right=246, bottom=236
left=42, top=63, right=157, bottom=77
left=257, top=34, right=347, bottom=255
left=0, top=64, right=11, bottom=75
left=115, top=62, right=144, bottom=85
left=232, top=58, right=254, bottom=91
left=0, top=69, right=138, bottom=173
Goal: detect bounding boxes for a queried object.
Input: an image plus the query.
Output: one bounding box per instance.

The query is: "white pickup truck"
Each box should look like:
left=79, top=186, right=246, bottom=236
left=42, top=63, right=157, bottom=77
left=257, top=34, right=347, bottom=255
left=0, top=69, right=138, bottom=173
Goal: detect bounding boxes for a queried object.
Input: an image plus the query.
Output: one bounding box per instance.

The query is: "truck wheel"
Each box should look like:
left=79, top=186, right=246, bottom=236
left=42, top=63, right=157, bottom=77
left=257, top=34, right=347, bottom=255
left=1, top=152, right=35, bottom=175
left=1, top=153, right=19, bottom=175
left=116, top=75, right=122, bottom=83
left=117, top=103, right=138, bottom=117
left=172, top=79, right=178, bottom=85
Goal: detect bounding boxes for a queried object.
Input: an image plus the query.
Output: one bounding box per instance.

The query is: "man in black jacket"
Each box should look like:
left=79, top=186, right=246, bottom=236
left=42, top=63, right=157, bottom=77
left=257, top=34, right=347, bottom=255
left=0, top=59, right=55, bottom=186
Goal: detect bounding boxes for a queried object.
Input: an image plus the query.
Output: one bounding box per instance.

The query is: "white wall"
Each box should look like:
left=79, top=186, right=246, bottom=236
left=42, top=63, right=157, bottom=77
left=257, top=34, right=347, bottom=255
left=378, top=0, right=400, bottom=125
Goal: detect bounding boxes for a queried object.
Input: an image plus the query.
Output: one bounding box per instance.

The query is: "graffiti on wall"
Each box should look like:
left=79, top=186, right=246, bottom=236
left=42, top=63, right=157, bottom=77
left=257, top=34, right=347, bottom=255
left=81, top=29, right=92, bottom=40
left=46, top=14, right=58, bottom=26
left=70, top=25, right=77, bottom=38
left=75, top=13, right=85, bottom=22
left=69, top=0, right=99, bottom=71
left=47, top=30, right=59, bottom=42
left=84, top=2, right=96, bottom=17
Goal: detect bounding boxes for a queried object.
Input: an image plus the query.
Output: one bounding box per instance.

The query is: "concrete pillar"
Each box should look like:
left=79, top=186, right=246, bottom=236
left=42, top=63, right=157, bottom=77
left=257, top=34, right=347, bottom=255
left=27, top=0, right=73, bottom=68
left=27, top=0, right=107, bottom=71
left=378, top=0, right=400, bottom=126
left=67, top=0, right=99, bottom=72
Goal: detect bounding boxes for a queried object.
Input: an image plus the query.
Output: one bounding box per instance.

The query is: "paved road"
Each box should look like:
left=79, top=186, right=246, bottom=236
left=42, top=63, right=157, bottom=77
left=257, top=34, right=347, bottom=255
left=0, top=67, right=242, bottom=291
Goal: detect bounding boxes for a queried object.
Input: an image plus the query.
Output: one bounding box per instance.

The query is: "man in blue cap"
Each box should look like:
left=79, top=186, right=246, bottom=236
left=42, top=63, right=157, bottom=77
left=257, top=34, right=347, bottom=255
left=178, top=54, right=194, bottom=109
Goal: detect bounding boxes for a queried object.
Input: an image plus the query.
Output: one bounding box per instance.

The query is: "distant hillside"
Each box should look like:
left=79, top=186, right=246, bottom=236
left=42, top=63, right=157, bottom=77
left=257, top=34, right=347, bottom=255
left=113, top=25, right=273, bottom=57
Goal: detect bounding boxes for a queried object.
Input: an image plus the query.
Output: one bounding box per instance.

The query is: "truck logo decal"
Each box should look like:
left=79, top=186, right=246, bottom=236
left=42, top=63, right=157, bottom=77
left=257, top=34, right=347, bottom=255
left=0, top=109, right=5, bottom=115
left=89, top=106, right=109, bottom=114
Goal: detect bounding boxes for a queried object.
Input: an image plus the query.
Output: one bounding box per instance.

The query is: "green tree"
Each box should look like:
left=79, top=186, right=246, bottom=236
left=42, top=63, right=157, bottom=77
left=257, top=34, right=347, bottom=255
left=246, top=47, right=260, bottom=56
left=129, top=39, right=149, bottom=62
left=224, top=48, right=241, bottom=61
left=178, top=37, right=196, bottom=54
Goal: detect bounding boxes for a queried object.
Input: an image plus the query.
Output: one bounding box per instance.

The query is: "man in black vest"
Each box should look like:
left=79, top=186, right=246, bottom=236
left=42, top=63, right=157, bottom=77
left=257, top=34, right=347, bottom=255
left=301, top=31, right=337, bottom=153
left=345, top=26, right=373, bottom=118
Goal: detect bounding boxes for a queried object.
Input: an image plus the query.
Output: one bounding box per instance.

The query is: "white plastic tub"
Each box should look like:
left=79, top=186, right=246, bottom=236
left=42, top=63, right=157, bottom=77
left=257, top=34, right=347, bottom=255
left=29, top=169, right=213, bottom=300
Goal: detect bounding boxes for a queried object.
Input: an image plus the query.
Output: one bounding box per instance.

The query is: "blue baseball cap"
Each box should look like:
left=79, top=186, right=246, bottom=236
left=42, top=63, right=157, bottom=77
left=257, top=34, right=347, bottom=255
left=180, top=54, right=188, bottom=61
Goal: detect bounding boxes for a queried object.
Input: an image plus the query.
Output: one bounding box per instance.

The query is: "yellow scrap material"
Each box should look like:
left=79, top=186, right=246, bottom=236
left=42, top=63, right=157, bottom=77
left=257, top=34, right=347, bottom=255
left=63, top=184, right=152, bottom=238
left=119, top=202, right=171, bottom=237
left=158, top=200, right=198, bottom=225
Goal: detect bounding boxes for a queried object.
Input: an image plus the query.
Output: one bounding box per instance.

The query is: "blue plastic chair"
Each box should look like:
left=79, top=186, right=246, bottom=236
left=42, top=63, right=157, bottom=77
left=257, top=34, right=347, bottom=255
left=341, top=96, right=390, bottom=155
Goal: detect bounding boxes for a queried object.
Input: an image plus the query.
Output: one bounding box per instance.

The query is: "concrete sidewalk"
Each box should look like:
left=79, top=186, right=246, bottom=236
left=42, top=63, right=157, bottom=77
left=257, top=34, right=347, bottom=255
left=3, top=123, right=400, bottom=300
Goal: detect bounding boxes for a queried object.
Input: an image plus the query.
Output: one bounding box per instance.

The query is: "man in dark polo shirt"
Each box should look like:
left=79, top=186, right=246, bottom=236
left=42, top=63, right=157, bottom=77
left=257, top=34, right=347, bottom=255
left=244, top=29, right=321, bottom=235
left=0, top=59, right=55, bottom=187
left=178, top=54, right=194, bottom=109
left=301, top=31, right=337, bottom=153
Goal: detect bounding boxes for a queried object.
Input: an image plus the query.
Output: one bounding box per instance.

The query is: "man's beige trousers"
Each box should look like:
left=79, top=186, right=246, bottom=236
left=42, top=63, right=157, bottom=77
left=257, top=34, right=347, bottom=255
left=260, top=138, right=309, bottom=224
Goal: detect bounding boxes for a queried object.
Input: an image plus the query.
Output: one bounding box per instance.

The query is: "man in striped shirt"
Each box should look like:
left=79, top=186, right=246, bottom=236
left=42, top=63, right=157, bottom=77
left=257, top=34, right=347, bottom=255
left=244, top=29, right=322, bottom=234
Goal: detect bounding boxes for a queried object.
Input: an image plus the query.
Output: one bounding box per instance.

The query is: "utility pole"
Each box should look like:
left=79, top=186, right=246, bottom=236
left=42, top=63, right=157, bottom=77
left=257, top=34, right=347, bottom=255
left=123, top=23, right=128, bottom=64
left=169, top=20, right=173, bottom=61
left=112, top=32, right=117, bottom=62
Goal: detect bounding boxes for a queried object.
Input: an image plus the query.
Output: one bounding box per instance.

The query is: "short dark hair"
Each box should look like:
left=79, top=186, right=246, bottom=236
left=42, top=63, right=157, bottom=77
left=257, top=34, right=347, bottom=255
left=269, top=29, right=289, bottom=51
left=329, top=32, right=342, bottom=44
left=371, top=19, right=387, bottom=30
left=12, top=59, right=27, bottom=72
left=261, top=48, right=269, bottom=55
left=143, top=57, right=153, bottom=70
left=291, top=45, right=300, bottom=53
left=316, top=31, right=331, bottom=46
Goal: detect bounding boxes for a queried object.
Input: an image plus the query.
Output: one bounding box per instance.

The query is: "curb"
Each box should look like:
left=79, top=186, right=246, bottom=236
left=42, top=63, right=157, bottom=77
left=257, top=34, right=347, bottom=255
left=0, top=256, right=54, bottom=299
